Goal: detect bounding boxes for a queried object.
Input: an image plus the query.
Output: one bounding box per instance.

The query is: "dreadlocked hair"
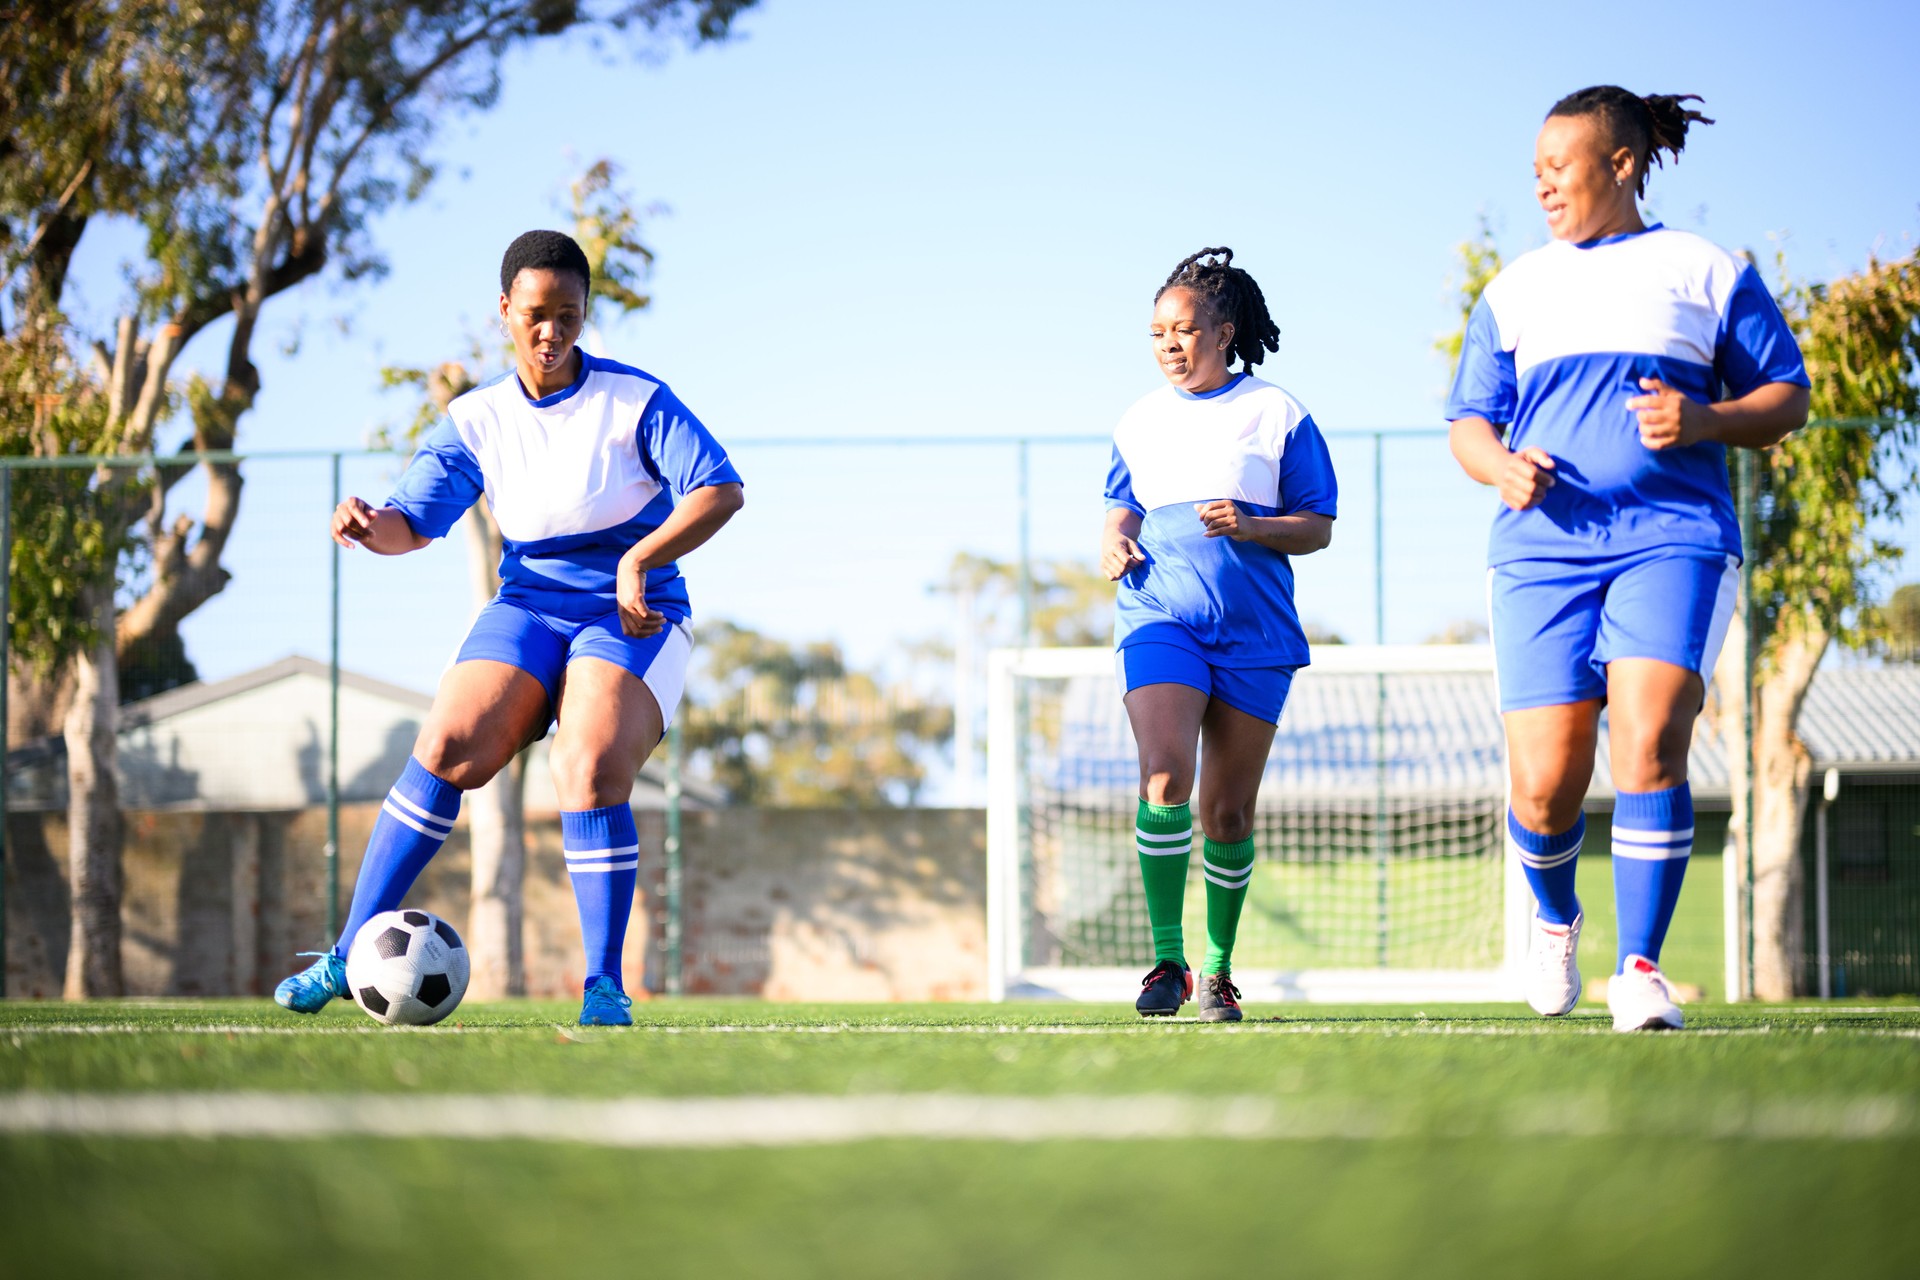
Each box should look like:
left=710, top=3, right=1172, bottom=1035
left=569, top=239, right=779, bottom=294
left=1547, top=86, right=1714, bottom=198
left=1154, top=247, right=1280, bottom=370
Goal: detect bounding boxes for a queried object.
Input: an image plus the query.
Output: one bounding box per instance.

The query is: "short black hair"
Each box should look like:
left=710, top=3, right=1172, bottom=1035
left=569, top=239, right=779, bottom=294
left=499, top=229, right=592, bottom=297
left=1154, top=247, right=1280, bottom=371
left=1547, top=87, right=1714, bottom=198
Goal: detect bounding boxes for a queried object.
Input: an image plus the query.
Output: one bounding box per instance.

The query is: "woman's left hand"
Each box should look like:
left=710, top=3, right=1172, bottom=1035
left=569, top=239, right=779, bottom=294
left=616, top=551, right=666, bottom=638
left=1195, top=500, right=1254, bottom=541
left=1629, top=377, right=1710, bottom=450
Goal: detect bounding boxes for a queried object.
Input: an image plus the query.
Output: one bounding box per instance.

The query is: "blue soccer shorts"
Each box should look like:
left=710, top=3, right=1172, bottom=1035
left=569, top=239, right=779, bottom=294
left=1488, top=548, right=1738, bottom=712
left=1115, top=641, right=1296, bottom=725
left=454, top=597, right=692, bottom=725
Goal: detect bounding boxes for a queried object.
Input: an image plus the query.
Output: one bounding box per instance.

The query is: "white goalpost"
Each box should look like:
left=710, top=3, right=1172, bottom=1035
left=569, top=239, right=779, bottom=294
left=986, top=645, right=1530, bottom=1003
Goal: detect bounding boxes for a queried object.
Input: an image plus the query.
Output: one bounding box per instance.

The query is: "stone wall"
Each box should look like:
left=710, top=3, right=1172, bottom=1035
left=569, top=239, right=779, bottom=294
left=3, top=806, right=986, bottom=1002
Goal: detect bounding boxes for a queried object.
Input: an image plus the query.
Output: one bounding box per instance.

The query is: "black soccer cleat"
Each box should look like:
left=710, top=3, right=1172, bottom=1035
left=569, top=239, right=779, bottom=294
left=1135, top=959, right=1193, bottom=1017
left=1197, top=973, right=1243, bottom=1023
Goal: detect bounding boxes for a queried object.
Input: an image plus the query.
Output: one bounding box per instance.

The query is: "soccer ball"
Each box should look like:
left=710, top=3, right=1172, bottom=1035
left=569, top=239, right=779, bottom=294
left=345, top=908, right=470, bottom=1026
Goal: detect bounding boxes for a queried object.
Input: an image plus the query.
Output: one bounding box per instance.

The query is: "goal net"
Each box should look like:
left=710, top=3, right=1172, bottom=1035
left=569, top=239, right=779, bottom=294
left=986, top=645, right=1527, bottom=1003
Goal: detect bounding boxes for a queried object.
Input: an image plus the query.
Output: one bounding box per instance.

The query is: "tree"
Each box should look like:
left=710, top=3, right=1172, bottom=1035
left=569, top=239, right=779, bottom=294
left=1434, top=213, right=1505, bottom=380
left=1889, top=583, right=1920, bottom=663
left=1421, top=618, right=1487, bottom=645
left=1728, top=251, right=1920, bottom=999
left=683, top=621, right=953, bottom=807
left=1, top=0, right=756, bottom=995
left=378, top=159, right=658, bottom=998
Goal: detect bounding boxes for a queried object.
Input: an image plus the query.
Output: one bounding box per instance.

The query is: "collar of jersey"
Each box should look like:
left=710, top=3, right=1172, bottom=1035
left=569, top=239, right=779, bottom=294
left=520, top=351, right=593, bottom=409
left=1569, top=221, right=1665, bottom=251
left=1174, top=371, right=1249, bottom=401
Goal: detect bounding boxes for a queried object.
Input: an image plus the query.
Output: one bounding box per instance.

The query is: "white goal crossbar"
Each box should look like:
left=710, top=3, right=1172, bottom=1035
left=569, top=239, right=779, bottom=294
left=986, top=645, right=1529, bottom=1003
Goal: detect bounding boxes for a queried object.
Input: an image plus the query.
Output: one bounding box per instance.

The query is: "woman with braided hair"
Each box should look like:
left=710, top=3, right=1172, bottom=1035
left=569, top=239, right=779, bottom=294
left=1447, top=88, right=1809, bottom=1031
left=1103, top=248, right=1338, bottom=1021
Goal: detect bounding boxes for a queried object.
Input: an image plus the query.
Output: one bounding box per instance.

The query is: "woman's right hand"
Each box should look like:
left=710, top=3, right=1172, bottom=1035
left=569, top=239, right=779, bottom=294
left=331, top=496, right=380, bottom=548
left=1499, top=447, right=1557, bottom=512
left=1102, top=531, right=1146, bottom=581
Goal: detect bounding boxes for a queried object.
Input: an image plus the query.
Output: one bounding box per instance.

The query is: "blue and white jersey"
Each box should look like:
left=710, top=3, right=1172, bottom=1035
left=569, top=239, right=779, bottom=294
left=387, top=351, right=742, bottom=623
left=1446, top=224, right=1807, bottom=565
left=1105, top=372, right=1339, bottom=668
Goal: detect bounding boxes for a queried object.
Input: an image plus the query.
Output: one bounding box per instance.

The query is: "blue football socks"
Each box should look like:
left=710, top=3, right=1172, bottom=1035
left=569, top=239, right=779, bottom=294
left=333, top=756, right=461, bottom=957
left=1509, top=809, right=1584, bottom=926
left=1612, top=783, right=1693, bottom=972
left=563, top=804, right=641, bottom=992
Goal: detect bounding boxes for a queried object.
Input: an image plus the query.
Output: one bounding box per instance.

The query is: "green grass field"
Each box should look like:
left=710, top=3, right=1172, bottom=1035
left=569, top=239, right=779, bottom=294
left=3, top=997, right=1917, bottom=1278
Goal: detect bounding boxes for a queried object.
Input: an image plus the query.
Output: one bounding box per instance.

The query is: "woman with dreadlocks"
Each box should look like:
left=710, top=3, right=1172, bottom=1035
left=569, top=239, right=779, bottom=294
left=1447, top=88, right=1808, bottom=1032
left=1103, top=248, right=1338, bottom=1021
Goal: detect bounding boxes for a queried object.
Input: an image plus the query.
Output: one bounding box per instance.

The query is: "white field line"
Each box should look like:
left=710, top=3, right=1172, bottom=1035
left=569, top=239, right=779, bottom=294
left=5, top=1021, right=1918, bottom=1039
left=0, top=1091, right=1914, bottom=1146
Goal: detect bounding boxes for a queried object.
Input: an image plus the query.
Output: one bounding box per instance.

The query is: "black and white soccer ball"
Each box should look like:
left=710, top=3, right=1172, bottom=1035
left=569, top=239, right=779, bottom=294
left=345, top=908, right=470, bottom=1026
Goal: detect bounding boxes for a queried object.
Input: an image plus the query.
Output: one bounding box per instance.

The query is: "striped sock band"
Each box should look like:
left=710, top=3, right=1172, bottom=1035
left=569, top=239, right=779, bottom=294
left=1136, top=799, right=1193, bottom=967
left=1508, top=809, right=1584, bottom=927
left=1612, top=783, right=1693, bottom=971
left=333, top=756, right=460, bottom=957
left=1201, top=835, right=1255, bottom=977
left=564, top=805, right=641, bottom=990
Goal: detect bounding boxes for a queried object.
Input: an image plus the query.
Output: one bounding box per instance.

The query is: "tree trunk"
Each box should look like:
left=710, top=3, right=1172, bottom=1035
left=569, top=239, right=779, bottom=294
left=467, top=748, right=529, bottom=999
left=459, top=493, right=527, bottom=997
left=1750, top=628, right=1828, bottom=1001
left=62, top=584, right=123, bottom=998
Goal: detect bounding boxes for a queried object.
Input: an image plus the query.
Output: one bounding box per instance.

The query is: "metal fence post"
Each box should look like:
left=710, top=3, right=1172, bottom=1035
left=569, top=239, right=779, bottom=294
left=1817, top=768, right=1837, bottom=999
left=664, top=717, right=683, bottom=996
left=326, top=453, right=342, bottom=944
left=1017, top=439, right=1033, bottom=646
left=0, top=464, right=10, bottom=998
left=1736, top=447, right=1758, bottom=1002
left=1373, top=434, right=1389, bottom=967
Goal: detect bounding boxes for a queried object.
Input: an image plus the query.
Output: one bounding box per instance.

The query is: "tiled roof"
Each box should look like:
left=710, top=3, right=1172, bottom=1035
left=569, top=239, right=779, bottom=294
left=1045, top=664, right=1920, bottom=807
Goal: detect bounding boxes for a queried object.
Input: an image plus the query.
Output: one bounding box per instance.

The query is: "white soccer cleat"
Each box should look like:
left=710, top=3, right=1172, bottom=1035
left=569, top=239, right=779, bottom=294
left=1608, top=955, right=1684, bottom=1032
left=1524, top=912, right=1583, bottom=1016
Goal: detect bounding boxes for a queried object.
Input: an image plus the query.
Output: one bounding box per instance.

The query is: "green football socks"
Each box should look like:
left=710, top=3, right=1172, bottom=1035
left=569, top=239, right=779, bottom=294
left=1135, top=799, right=1193, bottom=967
left=1202, top=835, right=1256, bottom=977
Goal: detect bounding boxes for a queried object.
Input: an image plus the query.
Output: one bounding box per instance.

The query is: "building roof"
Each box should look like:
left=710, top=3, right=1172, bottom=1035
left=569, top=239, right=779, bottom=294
left=1046, top=663, right=1920, bottom=809
left=118, top=654, right=433, bottom=726
left=7, top=654, right=720, bottom=812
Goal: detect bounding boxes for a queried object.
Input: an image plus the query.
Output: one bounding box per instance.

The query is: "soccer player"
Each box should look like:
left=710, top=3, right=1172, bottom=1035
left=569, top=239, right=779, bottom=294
left=1446, top=88, right=1809, bottom=1031
left=274, top=229, right=744, bottom=1026
left=1103, top=248, right=1339, bottom=1022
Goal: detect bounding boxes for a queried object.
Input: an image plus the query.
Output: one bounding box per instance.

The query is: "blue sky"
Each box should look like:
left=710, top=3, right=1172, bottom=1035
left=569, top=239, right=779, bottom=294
left=62, top=0, right=1920, bottom=702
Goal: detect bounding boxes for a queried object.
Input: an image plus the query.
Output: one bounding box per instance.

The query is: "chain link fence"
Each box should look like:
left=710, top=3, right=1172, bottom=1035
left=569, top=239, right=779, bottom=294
left=1, top=427, right=1915, bottom=998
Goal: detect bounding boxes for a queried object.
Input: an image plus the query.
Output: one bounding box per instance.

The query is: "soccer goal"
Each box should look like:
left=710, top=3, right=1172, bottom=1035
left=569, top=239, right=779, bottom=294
left=985, top=645, right=1529, bottom=1003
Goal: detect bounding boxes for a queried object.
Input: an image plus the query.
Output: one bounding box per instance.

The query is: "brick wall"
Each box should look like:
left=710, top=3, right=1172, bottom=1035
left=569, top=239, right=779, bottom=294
left=3, top=806, right=986, bottom=1002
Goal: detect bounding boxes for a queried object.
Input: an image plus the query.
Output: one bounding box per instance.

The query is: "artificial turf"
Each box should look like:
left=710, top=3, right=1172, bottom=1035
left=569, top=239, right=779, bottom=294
left=3, top=999, right=1916, bottom=1278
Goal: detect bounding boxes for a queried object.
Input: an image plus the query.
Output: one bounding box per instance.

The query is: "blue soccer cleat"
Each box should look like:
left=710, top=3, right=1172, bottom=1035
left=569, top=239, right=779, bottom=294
left=274, top=951, right=347, bottom=1014
left=579, top=975, right=634, bottom=1027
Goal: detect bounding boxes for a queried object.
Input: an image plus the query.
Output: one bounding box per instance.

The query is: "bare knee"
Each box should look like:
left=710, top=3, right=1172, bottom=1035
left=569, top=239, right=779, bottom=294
left=1509, top=767, right=1585, bottom=835
left=1199, top=797, right=1254, bottom=845
left=549, top=739, right=636, bottom=811
left=1139, top=753, right=1195, bottom=808
left=1610, top=724, right=1689, bottom=794
left=413, top=722, right=502, bottom=791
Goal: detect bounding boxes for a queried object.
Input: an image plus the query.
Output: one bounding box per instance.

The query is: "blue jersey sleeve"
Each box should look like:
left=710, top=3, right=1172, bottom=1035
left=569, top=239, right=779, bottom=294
left=1715, top=265, right=1809, bottom=398
left=639, top=384, right=742, bottom=496
left=1444, top=298, right=1518, bottom=426
left=1277, top=414, right=1338, bottom=518
left=386, top=415, right=483, bottom=539
left=1104, top=444, right=1143, bottom=514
